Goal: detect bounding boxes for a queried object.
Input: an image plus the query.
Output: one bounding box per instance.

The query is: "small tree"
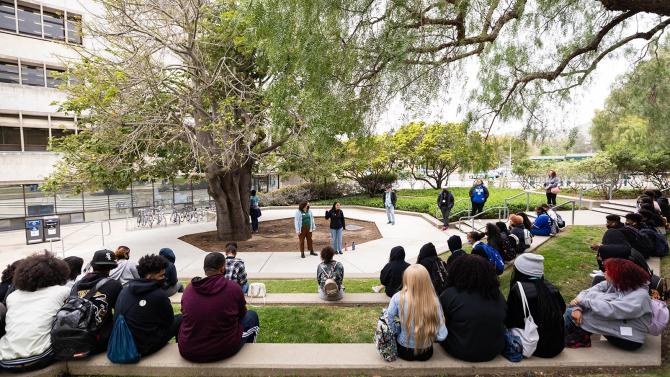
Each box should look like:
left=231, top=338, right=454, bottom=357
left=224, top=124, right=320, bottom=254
left=340, top=135, right=398, bottom=197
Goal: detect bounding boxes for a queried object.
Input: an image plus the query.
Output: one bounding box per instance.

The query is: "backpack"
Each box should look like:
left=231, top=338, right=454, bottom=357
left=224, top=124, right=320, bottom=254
left=650, top=275, right=669, bottom=301
left=480, top=243, right=504, bottom=274
left=555, top=212, right=566, bottom=228
left=523, top=229, right=533, bottom=248
left=107, top=314, right=141, bottom=364
left=320, top=264, right=339, bottom=298
left=648, top=298, right=669, bottom=336
left=509, top=234, right=522, bottom=255
left=499, top=235, right=517, bottom=262
left=374, top=308, right=398, bottom=362
left=51, top=278, right=111, bottom=360
left=640, top=228, right=669, bottom=257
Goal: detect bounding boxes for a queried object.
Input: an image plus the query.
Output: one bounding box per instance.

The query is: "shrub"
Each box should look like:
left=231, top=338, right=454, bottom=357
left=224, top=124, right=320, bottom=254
left=356, top=172, right=398, bottom=197
left=258, top=182, right=359, bottom=206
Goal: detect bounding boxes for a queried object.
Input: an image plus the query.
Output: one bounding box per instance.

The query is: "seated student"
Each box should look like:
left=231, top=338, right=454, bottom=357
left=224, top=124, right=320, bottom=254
left=487, top=223, right=514, bottom=261
left=468, top=231, right=504, bottom=275
left=73, top=250, right=123, bottom=354
left=639, top=193, right=661, bottom=212
left=63, top=256, right=84, bottom=287
left=565, top=258, right=652, bottom=350
left=517, top=211, right=533, bottom=231
left=386, top=264, right=447, bottom=361
left=178, top=252, right=259, bottom=363
left=0, top=260, right=21, bottom=302
left=380, top=246, right=410, bottom=298
left=316, top=246, right=344, bottom=301
left=595, top=214, right=654, bottom=257
left=509, top=214, right=531, bottom=252
left=417, top=242, right=449, bottom=295
left=530, top=206, right=553, bottom=236
left=541, top=204, right=561, bottom=234
left=639, top=207, right=668, bottom=231
left=446, top=235, right=466, bottom=266
left=0, top=252, right=70, bottom=372
left=439, top=255, right=506, bottom=362
left=158, top=248, right=183, bottom=297
left=110, top=246, right=140, bottom=286
left=114, top=254, right=182, bottom=357
left=224, top=242, right=248, bottom=295
left=506, top=254, right=566, bottom=358
left=653, top=189, right=670, bottom=221
left=626, top=212, right=669, bottom=257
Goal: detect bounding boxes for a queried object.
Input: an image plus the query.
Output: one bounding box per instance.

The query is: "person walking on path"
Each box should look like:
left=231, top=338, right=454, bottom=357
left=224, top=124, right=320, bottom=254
left=382, top=185, right=397, bottom=225
left=249, top=190, right=260, bottom=233
left=294, top=201, right=316, bottom=258
left=437, top=187, right=455, bottom=230
left=325, top=202, right=346, bottom=255
left=469, top=179, right=489, bottom=216
left=544, top=170, right=560, bottom=206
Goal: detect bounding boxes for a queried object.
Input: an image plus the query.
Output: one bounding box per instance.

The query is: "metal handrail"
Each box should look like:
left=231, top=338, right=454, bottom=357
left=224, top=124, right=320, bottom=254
left=457, top=206, right=507, bottom=233
left=59, top=220, right=112, bottom=256
left=550, top=200, right=577, bottom=226
left=434, top=197, right=471, bottom=219
left=503, top=191, right=532, bottom=219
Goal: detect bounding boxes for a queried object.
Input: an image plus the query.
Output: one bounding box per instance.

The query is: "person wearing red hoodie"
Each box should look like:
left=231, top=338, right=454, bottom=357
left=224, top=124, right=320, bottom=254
left=178, top=252, right=259, bottom=363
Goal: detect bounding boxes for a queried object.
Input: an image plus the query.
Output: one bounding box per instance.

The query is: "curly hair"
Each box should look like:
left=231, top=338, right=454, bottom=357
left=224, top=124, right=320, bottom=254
left=446, top=254, right=500, bottom=300
left=137, top=254, right=168, bottom=278
left=1, top=260, right=22, bottom=284
left=320, top=246, right=335, bottom=263
left=13, top=252, right=68, bottom=292
left=604, top=258, right=650, bottom=292
left=63, top=256, right=84, bottom=280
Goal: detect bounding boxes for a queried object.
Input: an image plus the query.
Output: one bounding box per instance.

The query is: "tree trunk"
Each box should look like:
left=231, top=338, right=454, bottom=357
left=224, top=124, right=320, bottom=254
left=206, top=161, right=253, bottom=241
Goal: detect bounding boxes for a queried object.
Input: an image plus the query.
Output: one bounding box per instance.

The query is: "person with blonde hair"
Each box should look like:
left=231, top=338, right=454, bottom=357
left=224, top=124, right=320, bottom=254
left=385, top=264, right=447, bottom=361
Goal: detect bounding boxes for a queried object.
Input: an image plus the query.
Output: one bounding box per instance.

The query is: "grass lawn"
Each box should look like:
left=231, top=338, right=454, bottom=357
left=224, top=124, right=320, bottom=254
left=247, top=278, right=380, bottom=294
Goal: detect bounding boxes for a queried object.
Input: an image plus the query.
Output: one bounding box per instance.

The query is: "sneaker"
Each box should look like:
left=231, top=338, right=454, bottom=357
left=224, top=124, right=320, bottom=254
left=339, top=251, right=343, bottom=255
left=310, top=251, right=318, bottom=256
left=387, top=221, right=392, bottom=224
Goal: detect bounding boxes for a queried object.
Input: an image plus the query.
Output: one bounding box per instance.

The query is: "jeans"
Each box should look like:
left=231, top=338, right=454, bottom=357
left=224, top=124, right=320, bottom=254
left=242, top=283, right=249, bottom=295
left=546, top=192, right=557, bottom=206
left=241, top=310, right=259, bottom=344
left=471, top=201, right=485, bottom=216
left=330, top=228, right=343, bottom=252
left=385, top=205, right=395, bottom=224
left=440, top=207, right=451, bottom=227
left=250, top=214, right=259, bottom=232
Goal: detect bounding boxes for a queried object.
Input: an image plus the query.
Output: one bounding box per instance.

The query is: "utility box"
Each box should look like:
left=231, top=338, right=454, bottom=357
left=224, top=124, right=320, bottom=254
left=25, top=219, right=44, bottom=245
left=43, top=216, right=61, bottom=242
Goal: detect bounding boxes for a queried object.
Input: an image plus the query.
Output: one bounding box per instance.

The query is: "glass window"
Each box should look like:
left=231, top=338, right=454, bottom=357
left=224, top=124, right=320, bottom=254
left=50, top=127, right=75, bottom=139
left=21, top=64, right=44, bottom=86
left=22, top=127, right=49, bottom=151
left=0, top=126, right=21, bottom=151
left=16, top=3, right=41, bottom=37
left=46, top=67, right=65, bottom=88
left=43, top=9, right=65, bottom=41
left=66, top=14, right=81, bottom=44
left=0, top=61, right=19, bottom=84
left=0, top=1, right=15, bottom=32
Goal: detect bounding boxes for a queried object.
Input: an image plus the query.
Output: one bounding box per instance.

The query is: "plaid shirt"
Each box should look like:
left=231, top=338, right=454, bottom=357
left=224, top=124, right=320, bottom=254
left=225, top=256, right=247, bottom=287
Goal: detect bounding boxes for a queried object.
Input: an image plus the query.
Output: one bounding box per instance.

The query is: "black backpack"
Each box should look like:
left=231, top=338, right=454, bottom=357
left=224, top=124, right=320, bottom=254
left=51, top=278, right=110, bottom=360
left=640, top=228, right=669, bottom=257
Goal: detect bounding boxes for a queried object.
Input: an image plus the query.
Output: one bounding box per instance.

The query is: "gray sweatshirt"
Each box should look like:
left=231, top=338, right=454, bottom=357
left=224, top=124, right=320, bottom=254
left=543, top=176, right=560, bottom=192
left=109, top=259, right=140, bottom=286
left=576, top=281, right=652, bottom=343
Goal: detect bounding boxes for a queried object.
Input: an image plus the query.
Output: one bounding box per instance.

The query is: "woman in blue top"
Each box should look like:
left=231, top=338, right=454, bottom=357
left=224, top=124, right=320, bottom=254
left=531, top=206, right=553, bottom=236
left=294, top=201, right=316, bottom=258
left=386, top=264, right=448, bottom=361
left=249, top=190, right=260, bottom=233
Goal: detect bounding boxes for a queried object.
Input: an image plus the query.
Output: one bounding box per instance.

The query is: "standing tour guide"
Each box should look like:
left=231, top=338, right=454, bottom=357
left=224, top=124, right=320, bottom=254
left=437, top=187, right=455, bottom=230
left=469, top=179, right=489, bottom=216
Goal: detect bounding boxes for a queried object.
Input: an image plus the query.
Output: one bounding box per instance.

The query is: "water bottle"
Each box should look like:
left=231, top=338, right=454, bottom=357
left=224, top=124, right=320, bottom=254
left=352, top=242, right=356, bottom=251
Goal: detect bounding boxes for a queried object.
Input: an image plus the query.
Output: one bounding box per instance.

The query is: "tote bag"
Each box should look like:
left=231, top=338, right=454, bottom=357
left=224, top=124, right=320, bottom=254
left=510, top=282, right=539, bottom=357
left=374, top=309, right=397, bottom=362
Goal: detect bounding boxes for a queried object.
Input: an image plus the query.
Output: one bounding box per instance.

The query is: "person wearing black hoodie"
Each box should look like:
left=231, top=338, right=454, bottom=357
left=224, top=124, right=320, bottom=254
left=158, top=248, right=183, bottom=297
left=379, top=246, right=410, bottom=298
left=446, top=235, right=466, bottom=266
left=115, top=254, right=181, bottom=357
left=75, top=249, right=123, bottom=354
left=178, top=252, right=259, bottom=363
left=416, top=242, right=449, bottom=295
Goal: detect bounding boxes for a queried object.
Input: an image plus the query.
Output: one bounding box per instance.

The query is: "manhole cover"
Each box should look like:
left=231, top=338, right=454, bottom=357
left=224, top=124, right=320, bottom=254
left=345, top=224, right=364, bottom=231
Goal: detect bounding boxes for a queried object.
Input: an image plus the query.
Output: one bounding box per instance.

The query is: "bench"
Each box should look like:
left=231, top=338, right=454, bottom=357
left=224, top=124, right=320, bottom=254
left=63, top=335, right=661, bottom=377
left=170, top=292, right=390, bottom=306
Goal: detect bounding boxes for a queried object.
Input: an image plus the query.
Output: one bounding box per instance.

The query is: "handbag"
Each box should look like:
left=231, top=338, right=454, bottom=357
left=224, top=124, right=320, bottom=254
left=648, top=298, right=669, bottom=336
left=248, top=283, right=267, bottom=298
left=550, top=187, right=560, bottom=194
left=510, top=282, right=539, bottom=357
left=374, top=308, right=397, bottom=362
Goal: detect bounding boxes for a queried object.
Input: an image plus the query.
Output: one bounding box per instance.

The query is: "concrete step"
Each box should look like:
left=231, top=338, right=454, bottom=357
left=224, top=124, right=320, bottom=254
left=65, top=336, right=661, bottom=377
left=170, top=292, right=390, bottom=306
left=600, top=203, right=637, bottom=213
left=591, top=207, right=630, bottom=217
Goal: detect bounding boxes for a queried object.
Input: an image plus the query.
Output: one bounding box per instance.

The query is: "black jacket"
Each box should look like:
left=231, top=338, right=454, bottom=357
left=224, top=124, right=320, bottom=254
left=115, top=279, right=175, bottom=356
left=417, top=243, right=449, bottom=295
left=325, top=209, right=346, bottom=230
left=509, top=224, right=529, bottom=251
left=437, top=191, right=454, bottom=209
left=76, top=272, right=123, bottom=352
left=382, top=191, right=397, bottom=207
left=379, top=246, right=409, bottom=298
left=439, top=287, right=506, bottom=362
left=505, top=280, right=565, bottom=358
left=603, top=223, right=654, bottom=257
left=159, top=248, right=179, bottom=288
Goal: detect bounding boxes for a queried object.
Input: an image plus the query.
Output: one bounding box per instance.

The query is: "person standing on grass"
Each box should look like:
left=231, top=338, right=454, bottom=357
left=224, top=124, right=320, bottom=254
left=437, top=187, right=455, bottom=230
left=178, top=252, right=259, bottom=363
left=544, top=170, right=560, bottom=206
left=469, top=179, right=489, bottom=216
left=383, top=184, right=397, bottom=225
left=249, top=190, right=260, bottom=234
left=294, top=201, right=316, bottom=259
left=386, top=264, right=448, bottom=361
left=325, top=202, right=346, bottom=255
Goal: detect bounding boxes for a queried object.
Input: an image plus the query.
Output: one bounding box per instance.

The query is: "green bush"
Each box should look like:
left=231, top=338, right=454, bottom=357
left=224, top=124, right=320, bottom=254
left=259, top=182, right=358, bottom=206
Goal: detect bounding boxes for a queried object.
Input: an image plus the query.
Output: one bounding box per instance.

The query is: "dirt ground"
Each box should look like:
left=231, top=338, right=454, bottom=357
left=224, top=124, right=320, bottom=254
left=179, top=217, right=382, bottom=253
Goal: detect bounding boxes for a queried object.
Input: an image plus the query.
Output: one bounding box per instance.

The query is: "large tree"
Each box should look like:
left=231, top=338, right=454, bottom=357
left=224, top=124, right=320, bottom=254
left=48, top=0, right=364, bottom=240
